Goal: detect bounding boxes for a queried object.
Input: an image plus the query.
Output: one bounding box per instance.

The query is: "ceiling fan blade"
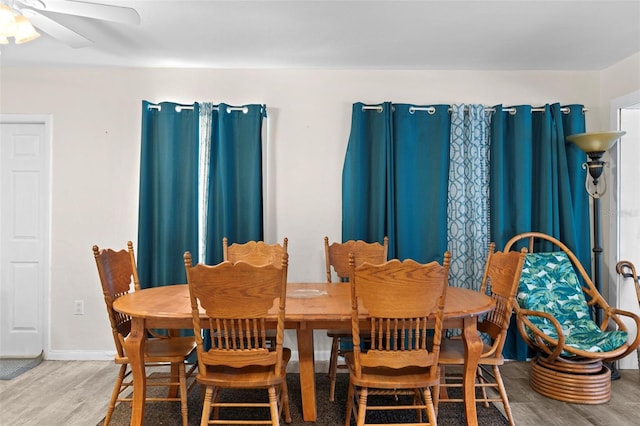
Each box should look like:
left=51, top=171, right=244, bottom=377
left=21, top=9, right=92, bottom=48
left=19, top=0, right=140, bottom=25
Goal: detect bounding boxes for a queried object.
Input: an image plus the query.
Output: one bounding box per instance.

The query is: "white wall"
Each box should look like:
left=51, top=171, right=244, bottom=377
left=600, top=52, right=640, bottom=294
left=1, top=65, right=632, bottom=361
left=600, top=52, right=640, bottom=369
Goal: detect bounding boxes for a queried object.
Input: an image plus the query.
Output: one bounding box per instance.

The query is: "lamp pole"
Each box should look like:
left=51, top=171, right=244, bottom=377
left=585, top=157, right=605, bottom=324
left=567, top=131, right=626, bottom=381
left=567, top=131, right=625, bottom=325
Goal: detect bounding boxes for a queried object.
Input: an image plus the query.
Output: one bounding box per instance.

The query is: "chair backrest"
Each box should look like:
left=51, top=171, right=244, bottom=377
left=92, top=241, right=139, bottom=357
left=504, top=232, right=607, bottom=312
left=519, top=251, right=594, bottom=321
left=477, top=243, right=527, bottom=356
left=348, top=252, right=450, bottom=378
left=324, top=236, right=388, bottom=282
left=184, top=252, right=288, bottom=374
left=223, top=237, right=288, bottom=267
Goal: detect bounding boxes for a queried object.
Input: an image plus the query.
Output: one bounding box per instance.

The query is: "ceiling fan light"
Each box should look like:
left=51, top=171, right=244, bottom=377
left=0, top=5, right=17, bottom=37
left=14, top=15, right=40, bottom=44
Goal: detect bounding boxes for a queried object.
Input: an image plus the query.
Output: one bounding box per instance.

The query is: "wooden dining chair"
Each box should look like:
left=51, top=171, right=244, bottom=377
left=93, top=242, right=197, bottom=426
left=223, top=237, right=288, bottom=267
left=184, top=252, right=292, bottom=425
left=438, top=243, right=526, bottom=426
left=616, top=260, right=640, bottom=371
left=344, top=252, right=451, bottom=426
left=324, top=236, right=388, bottom=402
left=222, top=237, right=288, bottom=348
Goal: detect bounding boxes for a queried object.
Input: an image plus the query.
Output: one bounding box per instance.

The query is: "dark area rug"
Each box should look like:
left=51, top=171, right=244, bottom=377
left=98, top=372, right=508, bottom=425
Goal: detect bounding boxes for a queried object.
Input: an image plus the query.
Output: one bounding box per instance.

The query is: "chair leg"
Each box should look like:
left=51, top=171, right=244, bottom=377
left=168, top=362, right=180, bottom=398
left=476, top=366, right=490, bottom=408
left=344, top=379, right=354, bottom=426
left=178, top=363, right=188, bottom=426
left=104, top=364, right=127, bottom=426
left=432, top=380, right=440, bottom=416
left=356, top=387, right=368, bottom=426
left=211, top=387, right=222, bottom=420
left=200, top=386, right=214, bottom=426
left=437, top=366, right=449, bottom=401
left=280, top=379, right=292, bottom=423
left=328, top=336, right=340, bottom=401
left=412, top=389, right=423, bottom=422
left=199, top=384, right=206, bottom=405
left=493, top=366, right=515, bottom=426
left=423, top=387, right=437, bottom=425
left=268, top=386, right=280, bottom=426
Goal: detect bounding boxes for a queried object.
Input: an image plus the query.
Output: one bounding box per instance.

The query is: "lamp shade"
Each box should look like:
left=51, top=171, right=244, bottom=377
left=0, top=4, right=17, bottom=37
left=566, top=131, right=626, bottom=154
left=14, top=15, right=40, bottom=44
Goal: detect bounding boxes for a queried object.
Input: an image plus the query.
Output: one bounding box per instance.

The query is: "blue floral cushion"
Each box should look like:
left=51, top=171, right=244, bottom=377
left=517, top=252, right=628, bottom=355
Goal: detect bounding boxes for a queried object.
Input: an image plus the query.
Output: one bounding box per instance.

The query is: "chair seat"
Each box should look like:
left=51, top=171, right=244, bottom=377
left=196, top=348, right=291, bottom=388
left=439, top=338, right=504, bottom=366
left=566, top=327, right=629, bottom=353
left=344, top=352, right=439, bottom=389
left=146, top=336, right=197, bottom=358
left=116, top=336, right=197, bottom=364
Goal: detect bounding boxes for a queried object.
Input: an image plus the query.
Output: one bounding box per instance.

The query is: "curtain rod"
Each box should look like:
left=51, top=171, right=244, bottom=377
left=361, top=105, right=588, bottom=115
left=147, top=104, right=249, bottom=113
left=147, top=104, right=194, bottom=111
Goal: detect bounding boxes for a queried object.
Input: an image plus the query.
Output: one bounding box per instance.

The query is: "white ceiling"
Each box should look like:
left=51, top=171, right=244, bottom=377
left=1, top=0, right=639, bottom=70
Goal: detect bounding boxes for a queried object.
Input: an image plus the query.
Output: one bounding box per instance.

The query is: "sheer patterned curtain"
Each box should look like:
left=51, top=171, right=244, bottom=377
left=198, top=103, right=214, bottom=263
left=447, top=104, right=490, bottom=290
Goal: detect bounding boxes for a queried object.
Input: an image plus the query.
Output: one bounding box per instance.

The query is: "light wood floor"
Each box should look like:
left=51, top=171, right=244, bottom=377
left=1, top=360, right=638, bottom=425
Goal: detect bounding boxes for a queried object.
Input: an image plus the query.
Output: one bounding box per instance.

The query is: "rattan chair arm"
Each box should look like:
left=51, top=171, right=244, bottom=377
left=606, top=308, right=640, bottom=361
left=516, top=308, right=566, bottom=362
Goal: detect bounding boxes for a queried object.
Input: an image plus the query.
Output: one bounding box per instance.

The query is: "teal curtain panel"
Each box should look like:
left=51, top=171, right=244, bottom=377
left=342, top=102, right=451, bottom=263
left=202, top=103, right=266, bottom=265
left=138, top=101, right=266, bottom=288
left=138, top=101, right=200, bottom=288
left=489, top=103, right=588, bottom=360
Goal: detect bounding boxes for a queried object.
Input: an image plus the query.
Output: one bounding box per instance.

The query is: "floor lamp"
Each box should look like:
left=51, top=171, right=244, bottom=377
left=566, top=130, right=625, bottom=325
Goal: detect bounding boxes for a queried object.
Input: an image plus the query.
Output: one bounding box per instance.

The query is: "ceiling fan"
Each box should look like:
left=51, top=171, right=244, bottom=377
left=2, top=0, right=140, bottom=48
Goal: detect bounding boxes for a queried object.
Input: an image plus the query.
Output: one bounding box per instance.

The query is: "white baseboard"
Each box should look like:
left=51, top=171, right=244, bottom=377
left=46, top=350, right=115, bottom=361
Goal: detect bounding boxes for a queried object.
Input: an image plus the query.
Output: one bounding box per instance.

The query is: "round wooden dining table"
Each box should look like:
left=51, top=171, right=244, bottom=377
left=113, top=282, right=494, bottom=425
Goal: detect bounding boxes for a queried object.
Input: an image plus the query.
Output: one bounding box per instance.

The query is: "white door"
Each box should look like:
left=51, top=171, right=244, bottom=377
left=0, top=119, right=50, bottom=358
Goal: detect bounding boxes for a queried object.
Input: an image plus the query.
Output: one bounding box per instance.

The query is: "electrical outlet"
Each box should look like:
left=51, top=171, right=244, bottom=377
left=74, top=300, right=84, bottom=315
